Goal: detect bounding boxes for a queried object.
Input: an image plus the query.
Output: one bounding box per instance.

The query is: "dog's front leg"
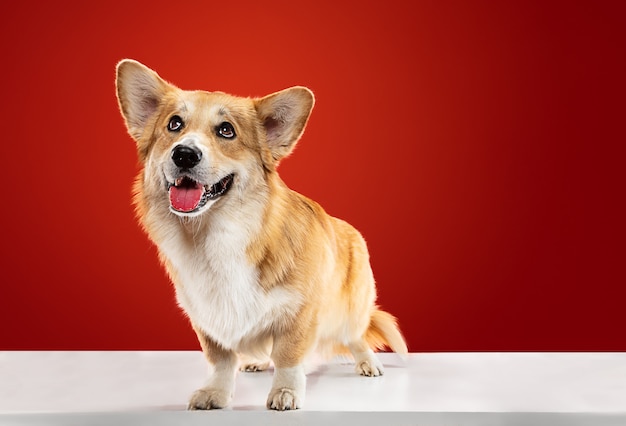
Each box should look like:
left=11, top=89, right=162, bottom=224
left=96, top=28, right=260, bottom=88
left=266, top=321, right=313, bottom=410
left=188, top=325, right=238, bottom=410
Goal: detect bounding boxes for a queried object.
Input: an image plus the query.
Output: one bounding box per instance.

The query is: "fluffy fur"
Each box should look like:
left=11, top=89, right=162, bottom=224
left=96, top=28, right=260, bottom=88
left=115, top=59, right=407, bottom=411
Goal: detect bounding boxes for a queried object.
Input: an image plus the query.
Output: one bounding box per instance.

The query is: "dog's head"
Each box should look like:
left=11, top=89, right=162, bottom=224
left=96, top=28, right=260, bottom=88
left=115, top=59, right=314, bottom=217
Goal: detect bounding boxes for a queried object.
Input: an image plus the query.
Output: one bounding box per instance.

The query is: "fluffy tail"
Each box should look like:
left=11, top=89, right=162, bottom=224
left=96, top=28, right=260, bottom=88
left=366, top=308, right=408, bottom=355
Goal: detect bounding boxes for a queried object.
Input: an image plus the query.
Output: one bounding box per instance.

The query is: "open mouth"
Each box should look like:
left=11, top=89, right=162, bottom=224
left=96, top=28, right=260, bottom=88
left=168, top=174, right=234, bottom=213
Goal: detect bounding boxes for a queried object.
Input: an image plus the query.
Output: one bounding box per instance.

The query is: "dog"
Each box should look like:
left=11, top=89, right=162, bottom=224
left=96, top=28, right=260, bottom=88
left=115, top=59, right=407, bottom=411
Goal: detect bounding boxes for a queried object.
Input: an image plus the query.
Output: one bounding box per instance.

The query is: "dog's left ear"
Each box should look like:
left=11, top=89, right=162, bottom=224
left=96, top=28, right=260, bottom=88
left=255, top=87, right=315, bottom=163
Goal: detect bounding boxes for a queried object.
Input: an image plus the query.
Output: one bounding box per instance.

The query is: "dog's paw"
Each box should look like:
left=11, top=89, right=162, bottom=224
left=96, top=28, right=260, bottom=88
left=356, top=359, right=384, bottom=377
left=187, top=387, right=231, bottom=410
left=266, top=388, right=301, bottom=411
left=240, top=361, right=270, bottom=372
left=239, top=354, right=271, bottom=372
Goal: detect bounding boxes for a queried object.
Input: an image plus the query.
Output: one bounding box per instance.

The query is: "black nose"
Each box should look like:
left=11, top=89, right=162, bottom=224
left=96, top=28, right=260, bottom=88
left=172, top=145, right=202, bottom=169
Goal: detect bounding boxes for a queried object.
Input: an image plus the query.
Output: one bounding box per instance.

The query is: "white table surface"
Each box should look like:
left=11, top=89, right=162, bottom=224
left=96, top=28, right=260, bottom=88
left=1, top=351, right=625, bottom=425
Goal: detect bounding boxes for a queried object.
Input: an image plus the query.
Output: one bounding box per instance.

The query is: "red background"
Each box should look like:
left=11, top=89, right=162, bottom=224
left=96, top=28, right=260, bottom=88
left=1, top=1, right=624, bottom=351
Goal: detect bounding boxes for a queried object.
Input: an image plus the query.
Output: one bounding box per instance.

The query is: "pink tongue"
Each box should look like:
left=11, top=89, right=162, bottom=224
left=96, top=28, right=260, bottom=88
left=169, top=184, right=204, bottom=212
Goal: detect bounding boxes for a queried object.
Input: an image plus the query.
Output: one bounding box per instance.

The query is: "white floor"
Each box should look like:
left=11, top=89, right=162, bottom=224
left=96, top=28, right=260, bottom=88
left=0, top=351, right=625, bottom=425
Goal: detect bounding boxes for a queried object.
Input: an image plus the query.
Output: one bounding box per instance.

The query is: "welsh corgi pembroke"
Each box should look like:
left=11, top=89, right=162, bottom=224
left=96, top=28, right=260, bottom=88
left=115, top=59, right=407, bottom=411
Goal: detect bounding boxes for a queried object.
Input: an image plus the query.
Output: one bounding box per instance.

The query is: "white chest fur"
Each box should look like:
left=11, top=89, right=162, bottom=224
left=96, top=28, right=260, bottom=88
left=158, top=213, right=298, bottom=350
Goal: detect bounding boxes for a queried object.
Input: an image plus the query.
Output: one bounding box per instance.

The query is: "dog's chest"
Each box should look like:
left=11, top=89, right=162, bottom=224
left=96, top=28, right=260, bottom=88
left=159, top=219, right=294, bottom=350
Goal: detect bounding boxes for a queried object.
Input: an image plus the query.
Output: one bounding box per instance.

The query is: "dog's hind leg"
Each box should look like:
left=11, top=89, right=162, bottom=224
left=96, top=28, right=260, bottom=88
left=347, top=309, right=407, bottom=377
left=239, top=353, right=271, bottom=372
left=348, top=339, right=384, bottom=377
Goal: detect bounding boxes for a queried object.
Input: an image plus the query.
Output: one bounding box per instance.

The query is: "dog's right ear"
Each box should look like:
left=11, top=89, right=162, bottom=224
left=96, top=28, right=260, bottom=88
left=116, top=59, right=172, bottom=141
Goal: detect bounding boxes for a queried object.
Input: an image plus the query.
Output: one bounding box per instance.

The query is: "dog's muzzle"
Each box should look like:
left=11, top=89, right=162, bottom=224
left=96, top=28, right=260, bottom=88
left=166, top=145, right=235, bottom=214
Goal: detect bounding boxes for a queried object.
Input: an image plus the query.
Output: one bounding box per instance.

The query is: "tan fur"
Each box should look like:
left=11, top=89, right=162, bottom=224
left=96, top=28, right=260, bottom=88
left=115, top=59, right=407, bottom=411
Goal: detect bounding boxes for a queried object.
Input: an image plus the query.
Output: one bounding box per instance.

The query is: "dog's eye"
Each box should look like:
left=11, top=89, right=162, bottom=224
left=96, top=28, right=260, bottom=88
left=217, top=122, right=236, bottom=139
left=168, top=115, right=184, bottom=132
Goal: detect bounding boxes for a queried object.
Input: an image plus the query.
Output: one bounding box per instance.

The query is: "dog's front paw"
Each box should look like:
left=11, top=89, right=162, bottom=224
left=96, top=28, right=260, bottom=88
left=266, top=388, right=301, bottom=411
left=187, top=387, right=232, bottom=410
left=356, top=359, right=384, bottom=377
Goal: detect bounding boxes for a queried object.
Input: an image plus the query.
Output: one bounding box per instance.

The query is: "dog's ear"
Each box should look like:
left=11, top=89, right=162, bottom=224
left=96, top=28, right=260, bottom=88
left=116, top=59, right=173, bottom=141
left=255, top=87, right=315, bottom=163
